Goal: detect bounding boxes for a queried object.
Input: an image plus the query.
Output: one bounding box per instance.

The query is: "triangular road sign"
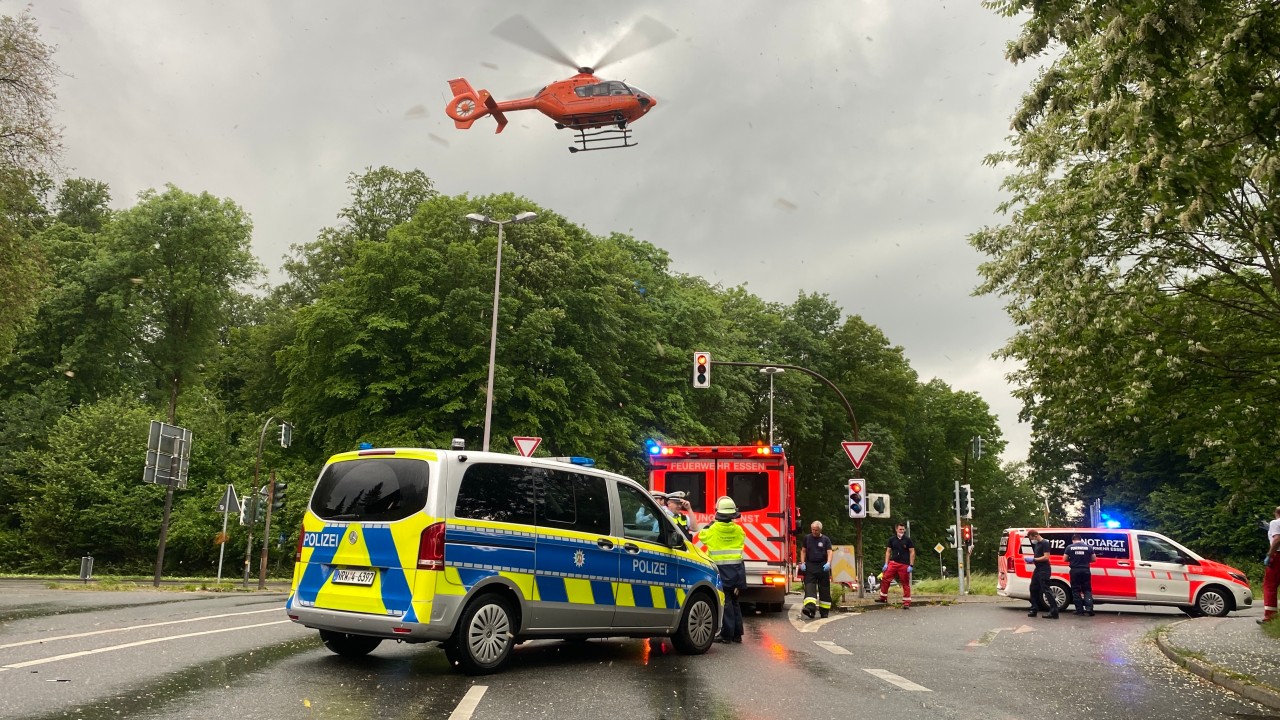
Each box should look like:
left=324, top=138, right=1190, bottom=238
left=215, top=484, right=240, bottom=514
left=842, top=441, right=873, bottom=469
left=513, top=436, right=542, bottom=457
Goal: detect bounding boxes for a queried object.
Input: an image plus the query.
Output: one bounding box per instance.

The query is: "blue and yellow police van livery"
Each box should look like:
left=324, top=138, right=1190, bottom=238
left=286, top=447, right=723, bottom=674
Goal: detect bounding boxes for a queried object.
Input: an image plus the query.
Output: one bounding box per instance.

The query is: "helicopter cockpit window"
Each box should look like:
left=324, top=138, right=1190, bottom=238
left=607, top=81, right=631, bottom=96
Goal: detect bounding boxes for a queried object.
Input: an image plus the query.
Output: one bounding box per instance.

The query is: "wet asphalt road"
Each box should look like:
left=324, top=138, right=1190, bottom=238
left=1, top=585, right=1276, bottom=720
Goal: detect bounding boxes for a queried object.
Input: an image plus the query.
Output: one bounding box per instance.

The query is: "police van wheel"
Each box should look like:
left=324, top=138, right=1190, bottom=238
left=671, top=591, right=716, bottom=655
left=1048, top=582, right=1071, bottom=612
left=1195, top=587, right=1231, bottom=617
left=453, top=595, right=516, bottom=674
left=318, top=630, right=383, bottom=657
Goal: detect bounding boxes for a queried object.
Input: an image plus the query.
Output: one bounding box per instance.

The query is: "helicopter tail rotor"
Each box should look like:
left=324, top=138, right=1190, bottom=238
left=444, top=78, right=508, bottom=134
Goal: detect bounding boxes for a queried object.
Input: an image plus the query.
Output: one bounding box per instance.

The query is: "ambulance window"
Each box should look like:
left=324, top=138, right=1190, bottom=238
left=312, top=458, right=429, bottom=522
left=998, top=533, right=1009, bottom=554
left=618, top=482, right=675, bottom=545
left=726, top=472, right=768, bottom=513
left=455, top=463, right=537, bottom=526
left=1138, top=535, right=1181, bottom=563
left=664, top=472, right=707, bottom=512
left=538, top=470, right=611, bottom=535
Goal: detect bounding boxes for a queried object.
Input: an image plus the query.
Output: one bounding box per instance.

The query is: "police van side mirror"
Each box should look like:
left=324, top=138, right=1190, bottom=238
left=669, top=534, right=686, bottom=550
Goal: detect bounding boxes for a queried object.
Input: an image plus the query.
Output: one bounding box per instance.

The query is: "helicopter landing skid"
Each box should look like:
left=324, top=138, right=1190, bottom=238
left=567, top=126, right=636, bottom=153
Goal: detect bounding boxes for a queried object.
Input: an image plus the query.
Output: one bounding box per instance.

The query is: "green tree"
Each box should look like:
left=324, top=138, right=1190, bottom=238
left=974, top=0, right=1280, bottom=553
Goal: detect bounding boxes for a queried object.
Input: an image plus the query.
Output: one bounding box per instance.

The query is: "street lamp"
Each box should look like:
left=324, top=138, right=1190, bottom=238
left=466, top=211, right=537, bottom=451
left=759, top=367, right=785, bottom=445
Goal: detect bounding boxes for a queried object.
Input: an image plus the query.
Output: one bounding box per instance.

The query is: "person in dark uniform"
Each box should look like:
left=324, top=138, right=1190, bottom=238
left=877, top=523, right=915, bottom=609
left=800, top=521, right=834, bottom=618
left=1066, top=533, right=1095, bottom=616
left=1024, top=529, right=1059, bottom=619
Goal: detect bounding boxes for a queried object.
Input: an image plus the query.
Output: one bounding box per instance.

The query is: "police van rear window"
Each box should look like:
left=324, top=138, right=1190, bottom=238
left=311, top=458, right=430, bottom=522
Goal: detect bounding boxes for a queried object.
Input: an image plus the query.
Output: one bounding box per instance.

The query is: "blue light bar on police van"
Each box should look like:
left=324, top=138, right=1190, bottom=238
left=550, top=456, right=596, bottom=467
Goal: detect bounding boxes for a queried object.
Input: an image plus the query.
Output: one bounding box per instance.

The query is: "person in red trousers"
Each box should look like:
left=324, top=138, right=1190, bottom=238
left=1261, top=505, right=1280, bottom=625
left=877, top=522, right=915, bottom=609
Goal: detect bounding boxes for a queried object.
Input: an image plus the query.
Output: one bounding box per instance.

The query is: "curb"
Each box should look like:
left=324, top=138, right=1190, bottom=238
left=1155, top=620, right=1280, bottom=711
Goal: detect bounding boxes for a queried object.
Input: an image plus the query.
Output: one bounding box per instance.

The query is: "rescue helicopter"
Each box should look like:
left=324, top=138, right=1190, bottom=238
left=444, top=15, right=675, bottom=153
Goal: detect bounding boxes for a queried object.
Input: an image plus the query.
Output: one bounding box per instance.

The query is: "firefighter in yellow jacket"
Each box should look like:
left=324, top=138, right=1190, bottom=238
left=700, top=496, right=746, bottom=643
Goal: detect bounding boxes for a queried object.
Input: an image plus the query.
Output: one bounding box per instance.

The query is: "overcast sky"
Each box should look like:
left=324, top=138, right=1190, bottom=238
left=23, top=0, right=1044, bottom=464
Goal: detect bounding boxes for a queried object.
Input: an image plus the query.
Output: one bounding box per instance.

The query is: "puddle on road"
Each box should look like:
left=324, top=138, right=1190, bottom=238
left=18, top=636, right=323, bottom=720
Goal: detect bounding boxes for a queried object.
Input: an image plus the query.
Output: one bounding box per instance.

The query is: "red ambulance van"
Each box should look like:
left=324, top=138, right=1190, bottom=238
left=997, top=527, right=1252, bottom=616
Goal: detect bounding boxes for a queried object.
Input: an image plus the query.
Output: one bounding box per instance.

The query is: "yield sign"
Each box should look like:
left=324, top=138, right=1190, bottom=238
left=513, top=436, right=542, bottom=457
left=215, top=484, right=240, bottom=514
left=842, top=441, right=873, bottom=469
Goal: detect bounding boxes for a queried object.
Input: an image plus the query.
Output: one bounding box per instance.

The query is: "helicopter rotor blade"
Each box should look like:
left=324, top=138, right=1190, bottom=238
left=590, top=16, right=677, bottom=73
left=492, top=15, right=580, bottom=71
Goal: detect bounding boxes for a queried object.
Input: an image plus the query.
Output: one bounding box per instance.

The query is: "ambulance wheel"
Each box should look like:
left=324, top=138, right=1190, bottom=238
left=672, top=591, right=716, bottom=655
left=318, top=630, right=382, bottom=657
left=1194, top=586, right=1231, bottom=617
left=1048, top=581, right=1071, bottom=612
left=453, top=594, right=515, bottom=674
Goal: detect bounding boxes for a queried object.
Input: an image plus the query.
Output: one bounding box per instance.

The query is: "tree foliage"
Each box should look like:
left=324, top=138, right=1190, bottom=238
left=975, top=0, right=1280, bottom=555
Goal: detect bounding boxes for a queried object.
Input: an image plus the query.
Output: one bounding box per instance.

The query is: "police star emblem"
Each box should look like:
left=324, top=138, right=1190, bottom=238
left=573, top=549, right=585, bottom=568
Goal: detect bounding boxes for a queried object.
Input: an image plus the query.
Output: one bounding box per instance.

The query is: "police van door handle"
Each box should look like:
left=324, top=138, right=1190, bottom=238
left=622, top=543, right=641, bottom=554
left=597, top=538, right=615, bottom=550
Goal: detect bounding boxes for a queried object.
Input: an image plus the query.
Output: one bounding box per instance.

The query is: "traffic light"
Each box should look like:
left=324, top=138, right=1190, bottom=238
left=239, top=494, right=251, bottom=526
left=279, top=421, right=293, bottom=448
left=962, top=525, right=973, bottom=547
left=959, top=483, right=973, bottom=519
left=692, top=352, right=711, bottom=388
left=847, top=479, right=866, bottom=519
left=947, top=524, right=958, bottom=548
left=271, top=481, right=287, bottom=512
left=253, top=494, right=266, bottom=524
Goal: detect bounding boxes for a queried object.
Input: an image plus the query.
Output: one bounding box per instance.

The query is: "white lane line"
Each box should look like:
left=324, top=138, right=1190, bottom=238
left=0, top=620, right=290, bottom=671
left=814, top=641, right=852, bottom=655
left=863, top=668, right=932, bottom=692
left=0, top=608, right=281, bottom=650
left=448, top=685, right=489, bottom=720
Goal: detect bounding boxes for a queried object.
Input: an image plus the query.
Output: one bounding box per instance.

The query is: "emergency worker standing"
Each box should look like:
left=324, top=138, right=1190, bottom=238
left=1066, top=533, right=1095, bottom=616
left=665, top=492, right=698, bottom=540
left=1024, top=529, right=1059, bottom=619
left=700, top=496, right=746, bottom=644
left=877, top=523, right=915, bottom=609
left=800, top=521, right=834, bottom=619
left=1261, top=504, right=1280, bottom=625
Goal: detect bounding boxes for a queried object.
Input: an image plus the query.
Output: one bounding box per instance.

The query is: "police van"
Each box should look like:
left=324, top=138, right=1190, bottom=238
left=997, top=527, right=1252, bottom=617
left=285, top=447, right=723, bottom=674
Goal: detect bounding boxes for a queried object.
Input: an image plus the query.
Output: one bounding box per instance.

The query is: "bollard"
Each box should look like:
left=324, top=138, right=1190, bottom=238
left=79, top=556, right=94, bottom=584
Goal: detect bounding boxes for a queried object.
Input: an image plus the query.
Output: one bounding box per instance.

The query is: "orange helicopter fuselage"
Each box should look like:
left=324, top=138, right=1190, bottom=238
left=446, top=72, right=656, bottom=133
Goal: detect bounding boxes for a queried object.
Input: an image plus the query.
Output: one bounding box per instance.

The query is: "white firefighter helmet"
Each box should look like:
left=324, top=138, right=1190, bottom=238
left=714, top=496, right=740, bottom=519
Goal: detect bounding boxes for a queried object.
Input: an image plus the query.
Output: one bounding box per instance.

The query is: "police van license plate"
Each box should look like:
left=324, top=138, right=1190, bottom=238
left=333, top=569, right=376, bottom=586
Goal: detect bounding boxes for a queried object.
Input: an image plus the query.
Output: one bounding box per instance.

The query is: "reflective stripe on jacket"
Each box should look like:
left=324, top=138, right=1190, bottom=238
left=699, top=520, right=745, bottom=564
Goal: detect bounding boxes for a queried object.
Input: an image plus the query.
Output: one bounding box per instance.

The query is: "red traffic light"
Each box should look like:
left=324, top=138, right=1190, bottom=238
left=849, top=481, right=862, bottom=493
left=961, top=525, right=973, bottom=542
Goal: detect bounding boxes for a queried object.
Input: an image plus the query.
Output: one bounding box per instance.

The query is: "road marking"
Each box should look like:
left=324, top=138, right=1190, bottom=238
left=0, top=608, right=281, bottom=650
left=814, top=641, right=852, bottom=655
left=0, top=620, right=290, bottom=671
left=1013, top=624, right=1036, bottom=633
left=789, top=613, right=853, bottom=633
left=448, top=686, right=488, bottom=720
left=863, top=668, right=932, bottom=692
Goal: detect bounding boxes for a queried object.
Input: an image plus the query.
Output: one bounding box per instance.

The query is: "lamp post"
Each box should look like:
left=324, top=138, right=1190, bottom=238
left=465, top=211, right=537, bottom=451
left=759, top=367, right=785, bottom=445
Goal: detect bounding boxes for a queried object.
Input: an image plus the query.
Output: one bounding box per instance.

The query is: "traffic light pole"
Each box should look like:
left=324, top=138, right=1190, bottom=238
left=258, top=470, right=276, bottom=590
left=954, top=481, right=966, bottom=596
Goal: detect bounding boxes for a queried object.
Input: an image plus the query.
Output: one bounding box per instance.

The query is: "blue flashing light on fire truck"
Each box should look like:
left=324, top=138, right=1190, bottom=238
left=644, top=440, right=796, bottom=612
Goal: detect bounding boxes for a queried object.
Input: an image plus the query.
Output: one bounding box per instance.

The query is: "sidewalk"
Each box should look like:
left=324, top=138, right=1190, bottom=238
left=1157, top=616, right=1280, bottom=710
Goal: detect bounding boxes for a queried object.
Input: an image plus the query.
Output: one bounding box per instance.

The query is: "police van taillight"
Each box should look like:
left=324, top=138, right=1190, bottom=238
left=418, top=522, right=446, bottom=571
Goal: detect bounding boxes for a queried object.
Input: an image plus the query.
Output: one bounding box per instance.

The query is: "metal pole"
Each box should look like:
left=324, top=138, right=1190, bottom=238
left=714, top=361, right=859, bottom=439
left=954, top=480, right=965, bottom=596
left=482, top=221, right=505, bottom=453
left=245, top=416, right=274, bottom=588
left=152, top=436, right=180, bottom=588
left=855, top=518, right=864, bottom=599
left=768, top=371, right=775, bottom=446
left=216, top=495, right=229, bottom=583
left=258, top=470, right=275, bottom=590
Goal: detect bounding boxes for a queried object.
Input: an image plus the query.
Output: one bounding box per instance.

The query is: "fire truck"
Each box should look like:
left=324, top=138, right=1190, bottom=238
left=644, top=441, right=797, bottom=612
